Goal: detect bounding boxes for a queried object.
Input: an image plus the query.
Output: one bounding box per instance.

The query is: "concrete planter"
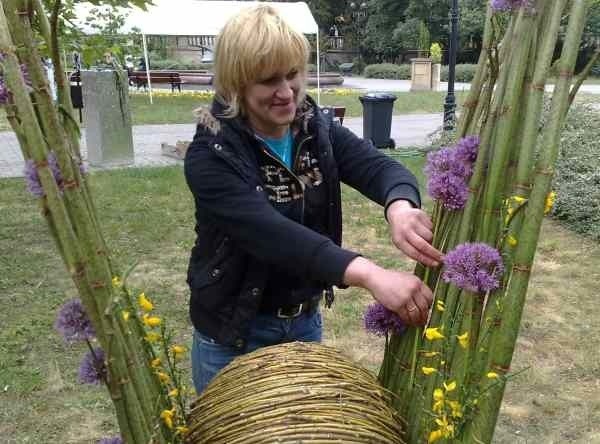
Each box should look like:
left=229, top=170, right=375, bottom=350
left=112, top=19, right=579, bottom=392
left=410, top=58, right=432, bottom=91
left=82, top=70, right=134, bottom=167
left=431, top=63, right=441, bottom=91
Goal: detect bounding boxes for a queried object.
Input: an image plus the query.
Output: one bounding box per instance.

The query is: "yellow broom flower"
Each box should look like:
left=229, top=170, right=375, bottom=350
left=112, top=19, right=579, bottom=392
left=145, top=332, right=161, bottom=343
left=443, top=380, right=457, bottom=392
left=138, top=293, right=154, bottom=312
left=156, top=371, right=170, bottom=384
left=447, top=400, right=463, bottom=418
left=112, top=276, right=122, bottom=288
left=428, top=429, right=443, bottom=443
left=170, top=345, right=186, bottom=359
left=435, top=300, right=445, bottom=312
left=175, top=426, right=189, bottom=436
left=487, top=371, right=499, bottom=379
left=422, top=367, right=437, bottom=375
left=457, top=331, right=469, bottom=349
left=435, top=416, right=455, bottom=438
left=432, top=388, right=445, bottom=413
left=150, top=358, right=161, bottom=368
left=425, top=327, right=445, bottom=341
left=121, top=310, right=130, bottom=321
left=142, top=314, right=162, bottom=328
left=544, top=191, right=556, bottom=215
left=168, top=388, right=179, bottom=397
left=160, top=408, right=176, bottom=429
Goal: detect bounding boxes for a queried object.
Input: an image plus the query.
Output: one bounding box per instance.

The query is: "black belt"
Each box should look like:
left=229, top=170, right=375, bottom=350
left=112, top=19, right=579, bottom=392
left=261, top=296, right=321, bottom=319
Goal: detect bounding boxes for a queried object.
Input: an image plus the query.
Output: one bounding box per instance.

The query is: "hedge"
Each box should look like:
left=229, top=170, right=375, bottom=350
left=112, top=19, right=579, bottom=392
left=364, top=63, right=411, bottom=80
left=440, top=64, right=477, bottom=82
left=552, top=104, right=600, bottom=241
left=149, top=59, right=213, bottom=71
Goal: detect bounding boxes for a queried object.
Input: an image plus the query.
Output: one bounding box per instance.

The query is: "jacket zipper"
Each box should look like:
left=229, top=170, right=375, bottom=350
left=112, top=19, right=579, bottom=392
left=260, top=134, right=313, bottom=224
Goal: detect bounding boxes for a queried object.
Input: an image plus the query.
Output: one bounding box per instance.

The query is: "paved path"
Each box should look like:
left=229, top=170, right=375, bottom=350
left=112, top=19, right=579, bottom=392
left=0, top=114, right=443, bottom=179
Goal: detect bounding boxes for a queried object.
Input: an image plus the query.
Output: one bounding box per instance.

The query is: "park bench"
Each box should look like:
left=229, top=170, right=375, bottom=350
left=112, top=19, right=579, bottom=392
left=129, top=71, right=185, bottom=92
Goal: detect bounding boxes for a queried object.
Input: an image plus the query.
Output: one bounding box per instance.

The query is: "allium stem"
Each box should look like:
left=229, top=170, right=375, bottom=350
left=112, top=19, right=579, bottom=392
left=466, top=1, right=589, bottom=441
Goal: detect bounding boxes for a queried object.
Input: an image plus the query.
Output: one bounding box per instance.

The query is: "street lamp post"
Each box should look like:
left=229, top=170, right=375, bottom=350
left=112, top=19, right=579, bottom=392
left=444, top=0, right=459, bottom=131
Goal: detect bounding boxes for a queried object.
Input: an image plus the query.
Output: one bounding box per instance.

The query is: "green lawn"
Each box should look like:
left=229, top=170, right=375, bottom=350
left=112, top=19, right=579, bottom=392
left=128, top=90, right=464, bottom=125
left=1, top=156, right=599, bottom=442
left=0, top=91, right=464, bottom=132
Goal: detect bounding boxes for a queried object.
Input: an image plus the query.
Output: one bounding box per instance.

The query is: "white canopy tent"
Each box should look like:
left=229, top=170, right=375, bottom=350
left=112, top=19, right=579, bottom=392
left=73, top=1, right=322, bottom=104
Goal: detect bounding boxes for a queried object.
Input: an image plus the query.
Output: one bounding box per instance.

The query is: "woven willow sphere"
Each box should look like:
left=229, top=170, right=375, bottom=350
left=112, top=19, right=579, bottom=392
left=186, top=342, right=404, bottom=444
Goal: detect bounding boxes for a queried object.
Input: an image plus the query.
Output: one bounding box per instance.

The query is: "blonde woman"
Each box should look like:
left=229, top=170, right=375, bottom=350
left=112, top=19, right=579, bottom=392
left=184, top=5, right=442, bottom=393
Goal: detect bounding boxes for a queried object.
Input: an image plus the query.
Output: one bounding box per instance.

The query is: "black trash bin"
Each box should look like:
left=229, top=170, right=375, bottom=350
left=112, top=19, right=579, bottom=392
left=359, top=92, right=397, bottom=148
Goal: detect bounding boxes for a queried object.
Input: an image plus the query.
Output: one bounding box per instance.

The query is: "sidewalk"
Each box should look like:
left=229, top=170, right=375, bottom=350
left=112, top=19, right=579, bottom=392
left=0, top=114, right=443, bottom=179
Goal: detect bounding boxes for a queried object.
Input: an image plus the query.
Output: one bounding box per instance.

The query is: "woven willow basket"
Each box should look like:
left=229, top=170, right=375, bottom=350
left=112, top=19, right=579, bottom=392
left=186, top=342, right=404, bottom=443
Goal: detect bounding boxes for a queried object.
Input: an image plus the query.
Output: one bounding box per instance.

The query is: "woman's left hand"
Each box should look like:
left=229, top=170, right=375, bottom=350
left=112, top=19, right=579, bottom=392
left=386, top=200, right=443, bottom=268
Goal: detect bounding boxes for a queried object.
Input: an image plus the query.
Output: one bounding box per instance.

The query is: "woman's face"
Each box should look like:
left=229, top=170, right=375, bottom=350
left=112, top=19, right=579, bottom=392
left=243, top=67, right=304, bottom=138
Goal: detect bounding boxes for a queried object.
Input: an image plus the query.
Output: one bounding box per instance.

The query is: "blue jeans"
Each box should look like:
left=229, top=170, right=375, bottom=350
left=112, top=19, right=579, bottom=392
left=192, top=309, right=322, bottom=394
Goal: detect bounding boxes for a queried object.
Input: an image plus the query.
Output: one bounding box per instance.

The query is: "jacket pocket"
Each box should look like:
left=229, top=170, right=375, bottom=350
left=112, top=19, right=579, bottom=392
left=189, top=240, right=246, bottom=311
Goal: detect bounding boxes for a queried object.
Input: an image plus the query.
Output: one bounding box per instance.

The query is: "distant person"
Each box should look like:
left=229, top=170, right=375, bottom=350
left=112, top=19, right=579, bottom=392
left=184, top=5, right=441, bottom=394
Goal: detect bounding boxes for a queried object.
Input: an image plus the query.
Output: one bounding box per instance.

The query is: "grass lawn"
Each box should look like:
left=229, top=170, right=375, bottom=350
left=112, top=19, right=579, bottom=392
left=1, top=157, right=599, bottom=443
left=2, top=88, right=599, bottom=132
left=0, top=91, right=463, bottom=132
left=128, top=90, right=463, bottom=125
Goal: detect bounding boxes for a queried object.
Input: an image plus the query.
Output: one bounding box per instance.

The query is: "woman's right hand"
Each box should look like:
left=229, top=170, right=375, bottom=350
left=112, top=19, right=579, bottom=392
left=343, top=257, right=433, bottom=326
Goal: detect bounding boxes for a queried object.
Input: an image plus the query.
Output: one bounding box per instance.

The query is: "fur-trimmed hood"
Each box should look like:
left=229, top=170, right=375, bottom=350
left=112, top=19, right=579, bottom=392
left=193, top=95, right=318, bottom=138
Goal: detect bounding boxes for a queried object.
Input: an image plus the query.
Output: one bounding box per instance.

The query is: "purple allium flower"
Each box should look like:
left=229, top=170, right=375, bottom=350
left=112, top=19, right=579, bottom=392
left=425, top=147, right=471, bottom=179
left=491, top=0, right=531, bottom=11
left=425, top=136, right=480, bottom=210
left=55, top=298, right=96, bottom=343
left=0, top=79, right=9, bottom=105
left=455, top=135, right=480, bottom=165
left=22, top=151, right=64, bottom=197
left=442, top=243, right=505, bottom=293
left=24, top=159, right=44, bottom=197
left=78, top=347, right=107, bottom=385
left=98, top=437, right=123, bottom=444
left=364, top=303, right=405, bottom=336
left=427, top=169, right=470, bottom=210
left=47, top=151, right=64, bottom=189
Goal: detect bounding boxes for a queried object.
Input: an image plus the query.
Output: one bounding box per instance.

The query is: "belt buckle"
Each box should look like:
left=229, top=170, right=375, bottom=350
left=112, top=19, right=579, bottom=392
left=276, top=303, right=304, bottom=319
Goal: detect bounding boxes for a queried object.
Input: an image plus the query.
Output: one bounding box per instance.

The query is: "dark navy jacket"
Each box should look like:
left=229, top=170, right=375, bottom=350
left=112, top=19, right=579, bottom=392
left=184, top=96, right=420, bottom=349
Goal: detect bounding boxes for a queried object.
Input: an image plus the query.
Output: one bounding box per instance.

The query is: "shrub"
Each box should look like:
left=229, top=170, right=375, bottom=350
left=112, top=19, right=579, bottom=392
left=430, top=43, right=442, bottom=64
left=149, top=59, right=213, bottom=71
left=552, top=104, right=600, bottom=241
left=440, top=64, right=477, bottom=82
left=364, top=63, right=411, bottom=80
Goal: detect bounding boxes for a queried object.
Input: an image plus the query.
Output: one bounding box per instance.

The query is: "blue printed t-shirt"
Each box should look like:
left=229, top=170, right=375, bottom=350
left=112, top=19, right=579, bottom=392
left=261, top=128, right=294, bottom=169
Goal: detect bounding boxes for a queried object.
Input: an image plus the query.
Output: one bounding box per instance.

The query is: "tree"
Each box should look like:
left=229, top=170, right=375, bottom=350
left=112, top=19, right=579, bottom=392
left=362, top=0, right=410, bottom=61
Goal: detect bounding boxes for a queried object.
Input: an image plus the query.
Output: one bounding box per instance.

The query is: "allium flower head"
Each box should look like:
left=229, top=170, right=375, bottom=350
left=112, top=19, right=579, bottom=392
left=22, top=151, right=64, bottom=197
left=0, top=79, right=9, bottom=105
left=55, top=298, right=96, bottom=343
left=98, top=437, right=123, bottom=444
left=442, top=243, right=504, bottom=293
left=425, top=137, right=480, bottom=211
left=24, top=159, right=44, bottom=197
left=491, top=0, right=531, bottom=11
left=455, top=135, right=480, bottom=164
left=363, top=302, right=405, bottom=336
left=425, top=147, right=471, bottom=180
left=78, top=347, right=107, bottom=385
left=427, top=171, right=470, bottom=210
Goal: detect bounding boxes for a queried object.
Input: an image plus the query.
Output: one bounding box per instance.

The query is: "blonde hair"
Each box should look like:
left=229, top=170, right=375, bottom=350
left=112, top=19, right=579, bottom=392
left=213, top=5, right=310, bottom=117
